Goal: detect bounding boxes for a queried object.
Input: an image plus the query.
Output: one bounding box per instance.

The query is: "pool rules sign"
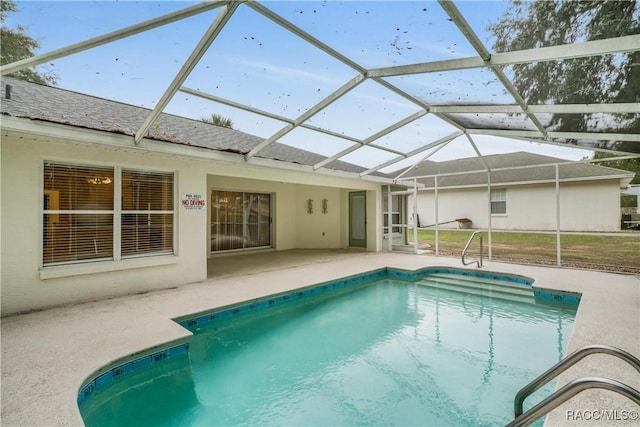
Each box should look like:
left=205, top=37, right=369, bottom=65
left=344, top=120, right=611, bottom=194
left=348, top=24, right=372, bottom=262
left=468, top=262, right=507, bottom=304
left=181, top=194, right=205, bottom=210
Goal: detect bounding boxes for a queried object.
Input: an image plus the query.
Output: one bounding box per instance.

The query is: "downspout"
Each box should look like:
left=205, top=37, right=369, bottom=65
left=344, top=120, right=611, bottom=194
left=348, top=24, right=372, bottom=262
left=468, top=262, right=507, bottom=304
left=487, top=171, right=492, bottom=260
left=555, top=164, right=561, bottom=267
left=435, top=176, right=439, bottom=256
left=413, top=178, right=418, bottom=254
left=387, top=185, right=393, bottom=252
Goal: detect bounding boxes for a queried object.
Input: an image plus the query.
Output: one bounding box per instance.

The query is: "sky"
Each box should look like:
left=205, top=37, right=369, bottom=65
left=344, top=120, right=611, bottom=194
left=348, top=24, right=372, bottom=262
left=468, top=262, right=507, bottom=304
left=4, top=0, right=594, bottom=171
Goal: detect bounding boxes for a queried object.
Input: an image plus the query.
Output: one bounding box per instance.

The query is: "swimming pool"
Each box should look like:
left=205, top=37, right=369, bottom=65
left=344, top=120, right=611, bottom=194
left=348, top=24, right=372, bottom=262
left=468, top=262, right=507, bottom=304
left=78, top=268, right=579, bottom=426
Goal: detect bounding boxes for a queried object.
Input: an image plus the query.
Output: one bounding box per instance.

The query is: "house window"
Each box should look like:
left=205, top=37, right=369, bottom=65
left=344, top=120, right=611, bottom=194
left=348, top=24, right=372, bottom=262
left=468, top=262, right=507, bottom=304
left=121, top=170, right=174, bottom=257
left=43, top=162, right=174, bottom=266
left=210, top=190, right=272, bottom=252
left=490, top=188, right=507, bottom=215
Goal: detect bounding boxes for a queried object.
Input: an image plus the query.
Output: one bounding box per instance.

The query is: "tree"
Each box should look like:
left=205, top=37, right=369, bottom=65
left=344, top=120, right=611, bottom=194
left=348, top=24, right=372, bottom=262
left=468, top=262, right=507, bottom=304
left=488, top=1, right=639, bottom=149
left=201, top=113, right=234, bottom=129
left=592, top=151, right=640, bottom=184
left=1, top=0, right=57, bottom=85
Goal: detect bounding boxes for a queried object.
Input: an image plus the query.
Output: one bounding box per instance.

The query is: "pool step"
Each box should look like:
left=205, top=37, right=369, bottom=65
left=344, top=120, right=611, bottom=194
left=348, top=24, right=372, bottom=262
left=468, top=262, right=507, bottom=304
left=416, top=273, right=534, bottom=303
left=426, top=273, right=531, bottom=292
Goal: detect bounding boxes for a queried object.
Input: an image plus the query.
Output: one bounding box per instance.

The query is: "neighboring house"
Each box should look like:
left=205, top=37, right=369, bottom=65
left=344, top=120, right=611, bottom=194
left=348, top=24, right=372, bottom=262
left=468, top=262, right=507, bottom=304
left=0, top=78, right=386, bottom=315
left=402, top=152, right=635, bottom=232
left=621, top=185, right=640, bottom=229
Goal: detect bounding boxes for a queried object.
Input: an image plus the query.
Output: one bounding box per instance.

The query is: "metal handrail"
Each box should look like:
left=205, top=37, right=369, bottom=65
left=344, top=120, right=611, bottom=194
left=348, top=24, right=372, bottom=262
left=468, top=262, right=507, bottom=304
left=509, top=344, right=640, bottom=426
left=461, top=231, right=483, bottom=267
left=506, top=377, right=640, bottom=427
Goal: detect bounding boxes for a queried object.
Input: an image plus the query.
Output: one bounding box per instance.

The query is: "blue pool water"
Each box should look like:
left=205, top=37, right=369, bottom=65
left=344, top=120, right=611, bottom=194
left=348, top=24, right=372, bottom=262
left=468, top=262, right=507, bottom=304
left=80, top=273, right=578, bottom=426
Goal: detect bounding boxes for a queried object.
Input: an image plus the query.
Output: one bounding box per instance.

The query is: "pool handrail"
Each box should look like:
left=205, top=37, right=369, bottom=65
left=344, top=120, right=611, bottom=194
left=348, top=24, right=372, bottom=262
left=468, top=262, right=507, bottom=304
left=461, top=231, right=483, bottom=267
left=509, top=344, right=640, bottom=426
left=506, top=377, right=640, bottom=427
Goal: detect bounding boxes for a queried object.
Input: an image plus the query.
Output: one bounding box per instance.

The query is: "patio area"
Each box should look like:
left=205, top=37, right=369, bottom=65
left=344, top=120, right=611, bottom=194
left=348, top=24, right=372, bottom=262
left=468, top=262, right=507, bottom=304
left=1, top=250, right=638, bottom=426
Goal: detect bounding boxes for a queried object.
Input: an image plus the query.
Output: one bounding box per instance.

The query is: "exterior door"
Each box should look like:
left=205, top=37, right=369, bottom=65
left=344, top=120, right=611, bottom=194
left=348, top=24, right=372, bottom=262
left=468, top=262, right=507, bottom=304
left=349, top=191, right=367, bottom=248
left=210, top=190, right=272, bottom=252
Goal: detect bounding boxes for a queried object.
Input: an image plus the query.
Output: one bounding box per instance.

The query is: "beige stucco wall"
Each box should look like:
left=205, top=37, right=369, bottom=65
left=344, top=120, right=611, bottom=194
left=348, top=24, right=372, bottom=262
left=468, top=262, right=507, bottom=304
left=294, top=185, right=343, bottom=248
left=1, top=125, right=382, bottom=315
left=412, top=181, right=622, bottom=232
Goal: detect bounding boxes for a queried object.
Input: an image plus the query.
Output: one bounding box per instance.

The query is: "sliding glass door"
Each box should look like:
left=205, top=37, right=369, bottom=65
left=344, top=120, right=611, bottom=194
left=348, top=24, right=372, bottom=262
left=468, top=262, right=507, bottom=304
left=210, top=190, right=272, bottom=252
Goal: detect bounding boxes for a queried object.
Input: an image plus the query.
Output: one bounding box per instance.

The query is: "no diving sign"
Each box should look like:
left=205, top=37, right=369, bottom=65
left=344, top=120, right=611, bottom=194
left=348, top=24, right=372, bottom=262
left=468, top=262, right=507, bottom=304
left=181, top=194, right=205, bottom=210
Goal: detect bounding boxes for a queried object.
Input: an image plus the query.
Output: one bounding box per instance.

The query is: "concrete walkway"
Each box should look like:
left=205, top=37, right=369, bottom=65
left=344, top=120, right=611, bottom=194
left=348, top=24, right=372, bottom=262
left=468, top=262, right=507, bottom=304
left=1, top=250, right=638, bottom=426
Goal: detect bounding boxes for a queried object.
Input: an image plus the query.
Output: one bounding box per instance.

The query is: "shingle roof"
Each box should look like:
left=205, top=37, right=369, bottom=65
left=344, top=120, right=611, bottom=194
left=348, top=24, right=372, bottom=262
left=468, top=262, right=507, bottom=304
left=0, top=78, right=378, bottom=176
left=401, top=151, right=634, bottom=188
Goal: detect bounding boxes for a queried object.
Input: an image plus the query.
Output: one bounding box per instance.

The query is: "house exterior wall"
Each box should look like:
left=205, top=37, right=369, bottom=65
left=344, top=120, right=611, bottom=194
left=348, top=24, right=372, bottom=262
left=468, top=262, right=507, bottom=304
left=411, top=181, right=622, bottom=232
left=206, top=177, right=345, bottom=250
left=294, top=185, right=343, bottom=248
left=1, top=126, right=381, bottom=315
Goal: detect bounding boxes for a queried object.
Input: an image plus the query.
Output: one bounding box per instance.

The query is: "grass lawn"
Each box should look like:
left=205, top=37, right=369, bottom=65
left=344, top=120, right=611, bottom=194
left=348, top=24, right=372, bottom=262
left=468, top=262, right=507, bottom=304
left=408, top=229, right=640, bottom=272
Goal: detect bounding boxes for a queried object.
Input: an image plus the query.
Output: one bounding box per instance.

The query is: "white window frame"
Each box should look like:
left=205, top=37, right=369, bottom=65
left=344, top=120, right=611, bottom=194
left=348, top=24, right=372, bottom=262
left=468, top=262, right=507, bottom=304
left=120, top=168, right=175, bottom=259
left=490, top=188, right=507, bottom=215
left=41, top=161, right=176, bottom=268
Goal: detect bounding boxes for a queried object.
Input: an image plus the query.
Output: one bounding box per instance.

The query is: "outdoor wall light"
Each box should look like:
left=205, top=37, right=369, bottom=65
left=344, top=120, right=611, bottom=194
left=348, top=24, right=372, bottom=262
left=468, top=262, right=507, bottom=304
left=322, top=198, right=328, bottom=214
left=307, top=199, right=313, bottom=214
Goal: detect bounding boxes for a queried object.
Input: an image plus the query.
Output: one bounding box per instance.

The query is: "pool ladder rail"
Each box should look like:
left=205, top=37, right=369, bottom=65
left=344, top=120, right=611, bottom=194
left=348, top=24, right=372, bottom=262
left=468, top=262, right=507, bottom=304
left=507, top=344, right=640, bottom=427
left=461, top=231, right=483, bottom=268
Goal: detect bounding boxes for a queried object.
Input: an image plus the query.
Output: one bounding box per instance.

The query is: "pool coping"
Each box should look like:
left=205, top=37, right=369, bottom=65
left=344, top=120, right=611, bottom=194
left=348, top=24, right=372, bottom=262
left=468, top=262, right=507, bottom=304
left=1, top=251, right=638, bottom=426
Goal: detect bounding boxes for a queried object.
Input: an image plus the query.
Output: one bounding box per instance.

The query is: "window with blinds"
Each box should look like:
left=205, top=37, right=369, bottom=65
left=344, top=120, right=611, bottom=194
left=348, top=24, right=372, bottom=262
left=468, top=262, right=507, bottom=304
left=42, top=162, right=174, bottom=266
left=210, top=190, right=272, bottom=252
left=490, top=188, right=507, bottom=215
left=121, top=170, right=174, bottom=257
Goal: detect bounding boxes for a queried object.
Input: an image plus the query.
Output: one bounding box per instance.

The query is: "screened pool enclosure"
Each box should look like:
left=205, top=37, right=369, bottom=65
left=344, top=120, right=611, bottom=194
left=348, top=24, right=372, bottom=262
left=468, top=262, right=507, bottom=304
left=2, top=0, right=638, bottom=269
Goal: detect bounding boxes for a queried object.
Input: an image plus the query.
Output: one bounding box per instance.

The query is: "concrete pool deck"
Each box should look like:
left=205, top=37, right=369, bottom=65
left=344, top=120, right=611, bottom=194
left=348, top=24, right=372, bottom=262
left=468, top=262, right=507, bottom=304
left=1, top=250, right=638, bottom=426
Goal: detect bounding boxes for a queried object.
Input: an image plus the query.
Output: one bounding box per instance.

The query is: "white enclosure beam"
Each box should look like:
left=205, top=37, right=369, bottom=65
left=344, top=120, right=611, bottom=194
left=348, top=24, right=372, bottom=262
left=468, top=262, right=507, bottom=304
left=369, top=57, right=485, bottom=78
left=465, top=134, right=490, bottom=172
left=362, top=131, right=463, bottom=177
left=393, top=157, right=634, bottom=183
left=546, top=132, right=640, bottom=142
left=242, top=2, right=441, bottom=166
left=246, top=74, right=366, bottom=159
left=429, top=103, right=640, bottom=114
left=590, top=155, right=640, bottom=163
left=181, top=85, right=293, bottom=124
left=190, top=1, right=467, bottom=174
left=246, top=1, right=367, bottom=75
left=494, top=34, right=640, bottom=66
left=363, top=110, right=429, bottom=145
left=437, top=0, right=491, bottom=61
left=393, top=131, right=463, bottom=180
left=468, top=129, right=640, bottom=142
left=0, top=1, right=228, bottom=76
left=312, top=109, right=428, bottom=170
left=180, top=86, right=363, bottom=144
left=368, top=34, right=640, bottom=78
left=438, top=0, right=549, bottom=136
left=134, top=2, right=241, bottom=143
left=312, top=142, right=367, bottom=171
left=183, top=85, right=426, bottom=164
left=371, top=77, right=469, bottom=133
left=506, top=136, right=636, bottom=158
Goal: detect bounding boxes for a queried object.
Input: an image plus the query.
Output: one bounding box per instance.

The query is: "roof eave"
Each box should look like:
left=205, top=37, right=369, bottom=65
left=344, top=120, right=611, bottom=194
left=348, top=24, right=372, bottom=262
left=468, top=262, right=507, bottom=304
left=1, top=115, right=394, bottom=184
